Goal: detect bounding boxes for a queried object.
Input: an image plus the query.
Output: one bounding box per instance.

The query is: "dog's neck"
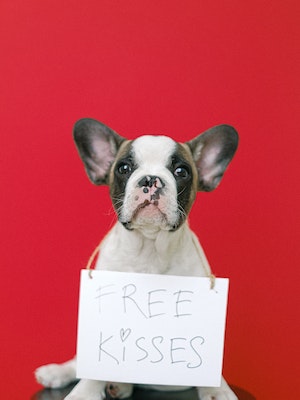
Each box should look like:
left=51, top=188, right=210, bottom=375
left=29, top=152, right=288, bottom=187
left=96, top=221, right=209, bottom=277
left=126, top=222, right=172, bottom=240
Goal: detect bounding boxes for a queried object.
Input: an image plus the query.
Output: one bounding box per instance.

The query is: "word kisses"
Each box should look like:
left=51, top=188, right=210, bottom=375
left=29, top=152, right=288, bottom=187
left=98, top=328, right=205, bottom=368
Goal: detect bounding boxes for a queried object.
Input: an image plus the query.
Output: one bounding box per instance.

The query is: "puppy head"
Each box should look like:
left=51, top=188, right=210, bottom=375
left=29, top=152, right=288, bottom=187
left=74, top=118, right=238, bottom=232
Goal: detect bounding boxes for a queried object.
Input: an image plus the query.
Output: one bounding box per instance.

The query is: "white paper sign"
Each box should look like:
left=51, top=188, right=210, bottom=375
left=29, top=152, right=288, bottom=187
left=76, top=270, right=229, bottom=387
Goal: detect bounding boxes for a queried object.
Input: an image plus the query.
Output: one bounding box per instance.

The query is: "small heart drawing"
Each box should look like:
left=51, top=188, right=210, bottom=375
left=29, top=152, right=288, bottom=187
left=120, top=328, right=131, bottom=342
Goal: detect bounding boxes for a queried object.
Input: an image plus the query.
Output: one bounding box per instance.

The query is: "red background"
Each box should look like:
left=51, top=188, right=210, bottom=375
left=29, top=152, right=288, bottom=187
left=1, top=1, right=299, bottom=398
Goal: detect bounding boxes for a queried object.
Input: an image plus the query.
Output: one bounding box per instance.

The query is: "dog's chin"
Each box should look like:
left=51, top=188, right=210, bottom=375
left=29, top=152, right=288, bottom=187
left=121, top=203, right=180, bottom=232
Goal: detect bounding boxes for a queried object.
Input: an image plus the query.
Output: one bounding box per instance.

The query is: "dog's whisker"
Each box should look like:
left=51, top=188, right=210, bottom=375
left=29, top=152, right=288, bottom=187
left=177, top=186, right=188, bottom=196
left=177, top=203, right=187, bottom=220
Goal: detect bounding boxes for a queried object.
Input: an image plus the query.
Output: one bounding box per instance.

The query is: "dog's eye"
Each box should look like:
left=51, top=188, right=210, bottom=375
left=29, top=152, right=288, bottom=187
left=174, top=166, right=189, bottom=178
left=118, top=162, right=132, bottom=174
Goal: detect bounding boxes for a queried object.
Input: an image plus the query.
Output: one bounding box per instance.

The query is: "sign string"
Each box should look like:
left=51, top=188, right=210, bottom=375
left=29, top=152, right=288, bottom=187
left=86, top=234, right=216, bottom=289
left=191, top=233, right=216, bottom=289
left=86, top=242, right=102, bottom=279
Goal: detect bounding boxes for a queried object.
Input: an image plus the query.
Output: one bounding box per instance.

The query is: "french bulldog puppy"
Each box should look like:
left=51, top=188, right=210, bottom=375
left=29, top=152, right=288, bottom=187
left=35, top=118, right=239, bottom=400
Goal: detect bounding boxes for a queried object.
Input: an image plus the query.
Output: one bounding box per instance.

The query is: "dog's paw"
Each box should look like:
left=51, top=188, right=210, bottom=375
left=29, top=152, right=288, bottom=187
left=35, top=363, right=76, bottom=389
left=106, top=382, right=133, bottom=399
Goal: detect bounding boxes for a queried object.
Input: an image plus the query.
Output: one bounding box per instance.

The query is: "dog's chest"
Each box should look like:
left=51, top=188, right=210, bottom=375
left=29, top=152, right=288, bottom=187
left=96, top=223, right=208, bottom=277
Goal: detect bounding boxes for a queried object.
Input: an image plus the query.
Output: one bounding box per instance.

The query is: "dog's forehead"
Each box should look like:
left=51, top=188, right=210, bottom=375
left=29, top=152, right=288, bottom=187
left=131, top=135, right=177, bottom=165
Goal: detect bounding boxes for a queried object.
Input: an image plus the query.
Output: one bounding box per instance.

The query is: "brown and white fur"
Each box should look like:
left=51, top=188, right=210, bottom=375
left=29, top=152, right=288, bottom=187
left=35, top=118, right=239, bottom=400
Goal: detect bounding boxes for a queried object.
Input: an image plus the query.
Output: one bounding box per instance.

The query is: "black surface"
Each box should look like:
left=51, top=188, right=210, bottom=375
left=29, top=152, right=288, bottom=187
left=32, top=382, right=255, bottom=400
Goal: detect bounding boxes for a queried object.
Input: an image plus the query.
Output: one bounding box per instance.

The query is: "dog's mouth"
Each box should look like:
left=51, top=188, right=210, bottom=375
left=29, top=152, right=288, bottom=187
left=132, top=199, right=167, bottom=220
left=119, top=178, right=183, bottom=232
left=121, top=199, right=170, bottom=231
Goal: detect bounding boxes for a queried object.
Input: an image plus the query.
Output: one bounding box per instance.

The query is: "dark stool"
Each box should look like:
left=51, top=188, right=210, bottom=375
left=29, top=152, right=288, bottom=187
left=32, top=382, right=255, bottom=400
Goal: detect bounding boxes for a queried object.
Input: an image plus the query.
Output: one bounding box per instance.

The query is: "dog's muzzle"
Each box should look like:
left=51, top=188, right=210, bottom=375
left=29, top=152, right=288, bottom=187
left=120, top=174, right=180, bottom=231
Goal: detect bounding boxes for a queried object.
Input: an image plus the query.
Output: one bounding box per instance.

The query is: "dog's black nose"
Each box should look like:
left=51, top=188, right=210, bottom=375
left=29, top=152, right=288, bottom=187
left=138, top=175, right=164, bottom=189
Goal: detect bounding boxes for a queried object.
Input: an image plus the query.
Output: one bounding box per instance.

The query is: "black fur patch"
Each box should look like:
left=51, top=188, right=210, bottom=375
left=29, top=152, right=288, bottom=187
left=110, top=147, right=137, bottom=219
left=167, top=145, right=194, bottom=229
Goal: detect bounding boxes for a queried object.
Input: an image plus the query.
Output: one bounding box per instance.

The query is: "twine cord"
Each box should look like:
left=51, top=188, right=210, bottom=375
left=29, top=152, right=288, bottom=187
left=86, top=242, right=102, bottom=279
left=86, top=233, right=216, bottom=289
left=191, top=233, right=216, bottom=290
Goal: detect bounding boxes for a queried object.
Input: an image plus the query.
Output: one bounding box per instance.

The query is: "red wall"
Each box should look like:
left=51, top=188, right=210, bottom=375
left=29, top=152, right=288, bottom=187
left=1, top=1, right=299, bottom=398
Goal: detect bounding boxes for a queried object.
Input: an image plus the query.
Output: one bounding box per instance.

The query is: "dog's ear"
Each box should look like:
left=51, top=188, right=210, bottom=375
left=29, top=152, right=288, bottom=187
left=73, top=118, right=125, bottom=185
left=187, top=125, right=238, bottom=191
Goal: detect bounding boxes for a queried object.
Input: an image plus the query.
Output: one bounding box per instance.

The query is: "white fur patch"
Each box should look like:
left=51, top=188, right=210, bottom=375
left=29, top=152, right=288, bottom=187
left=132, top=135, right=176, bottom=168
